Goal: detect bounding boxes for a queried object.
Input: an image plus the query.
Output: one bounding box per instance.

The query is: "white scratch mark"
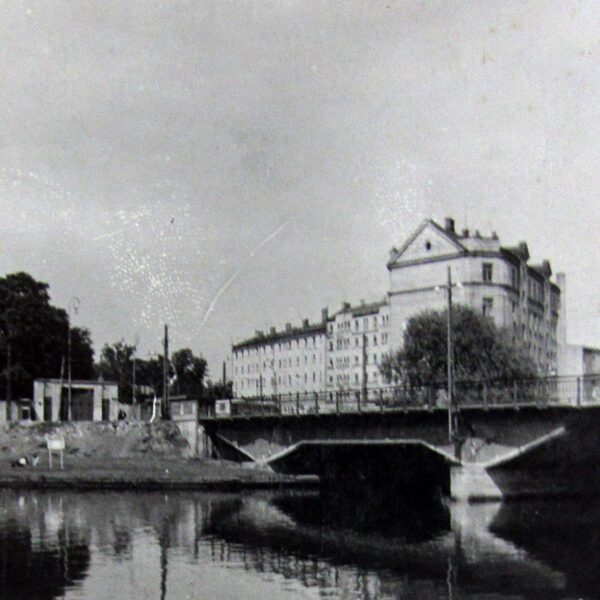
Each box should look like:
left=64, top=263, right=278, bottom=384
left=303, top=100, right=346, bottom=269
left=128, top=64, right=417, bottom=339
left=91, top=226, right=131, bottom=241
left=192, top=220, right=291, bottom=339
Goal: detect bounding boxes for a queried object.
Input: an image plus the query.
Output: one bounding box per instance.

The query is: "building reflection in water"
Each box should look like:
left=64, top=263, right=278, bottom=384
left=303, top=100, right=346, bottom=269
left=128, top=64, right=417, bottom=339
left=0, top=488, right=599, bottom=600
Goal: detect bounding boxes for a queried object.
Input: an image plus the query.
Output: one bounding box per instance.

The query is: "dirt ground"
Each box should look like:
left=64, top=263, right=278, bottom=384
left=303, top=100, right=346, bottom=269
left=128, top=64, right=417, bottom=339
left=0, top=421, right=315, bottom=489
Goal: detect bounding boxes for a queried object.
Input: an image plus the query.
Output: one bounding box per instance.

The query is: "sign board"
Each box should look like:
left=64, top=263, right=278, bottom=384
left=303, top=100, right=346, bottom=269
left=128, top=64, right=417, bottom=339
left=215, top=399, right=231, bottom=416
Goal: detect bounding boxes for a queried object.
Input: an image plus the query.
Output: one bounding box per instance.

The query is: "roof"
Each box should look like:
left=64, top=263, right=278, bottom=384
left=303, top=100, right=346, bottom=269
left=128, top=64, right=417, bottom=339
left=333, top=298, right=388, bottom=318
left=35, top=378, right=119, bottom=386
left=503, top=242, right=530, bottom=261
left=233, top=321, right=326, bottom=351
left=387, top=219, right=466, bottom=268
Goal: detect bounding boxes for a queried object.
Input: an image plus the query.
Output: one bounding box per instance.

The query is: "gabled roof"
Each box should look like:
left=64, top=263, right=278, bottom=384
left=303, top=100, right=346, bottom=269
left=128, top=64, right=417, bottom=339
left=387, top=219, right=466, bottom=268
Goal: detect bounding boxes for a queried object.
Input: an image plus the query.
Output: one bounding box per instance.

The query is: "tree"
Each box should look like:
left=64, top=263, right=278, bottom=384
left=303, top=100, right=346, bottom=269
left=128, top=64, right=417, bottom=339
left=96, top=340, right=137, bottom=403
left=170, top=348, right=207, bottom=398
left=135, top=354, right=169, bottom=400
left=0, top=272, right=95, bottom=402
left=380, top=305, right=537, bottom=388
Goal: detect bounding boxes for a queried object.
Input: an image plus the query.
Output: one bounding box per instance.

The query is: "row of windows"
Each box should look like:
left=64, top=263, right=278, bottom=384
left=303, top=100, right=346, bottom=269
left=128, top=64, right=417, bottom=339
left=329, top=333, right=388, bottom=351
left=237, top=371, right=324, bottom=390
left=328, top=314, right=390, bottom=335
left=332, top=372, right=380, bottom=385
left=234, top=335, right=323, bottom=358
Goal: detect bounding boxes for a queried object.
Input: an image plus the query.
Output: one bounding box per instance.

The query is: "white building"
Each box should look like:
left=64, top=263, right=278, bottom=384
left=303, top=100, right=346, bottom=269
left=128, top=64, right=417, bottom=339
left=231, top=216, right=568, bottom=396
left=32, top=379, right=120, bottom=422
left=387, top=218, right=562, bottom=374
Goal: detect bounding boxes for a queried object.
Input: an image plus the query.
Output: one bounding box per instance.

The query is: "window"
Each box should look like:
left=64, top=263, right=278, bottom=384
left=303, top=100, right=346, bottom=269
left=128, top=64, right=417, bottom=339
left=482, top=263, right=493, bottom=282
left=511, top=266, right=519, bottom=289
left=483, top=297, right=493, bottom=317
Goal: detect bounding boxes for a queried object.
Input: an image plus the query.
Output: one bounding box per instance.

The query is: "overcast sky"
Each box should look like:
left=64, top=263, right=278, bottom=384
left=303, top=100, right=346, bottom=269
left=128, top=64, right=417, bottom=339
left=1, top=1, right=599, bottom=376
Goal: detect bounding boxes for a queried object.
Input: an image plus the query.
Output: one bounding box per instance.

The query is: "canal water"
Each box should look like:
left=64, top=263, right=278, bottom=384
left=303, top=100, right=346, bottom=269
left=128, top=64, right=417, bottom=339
left=0, top=488, right=598, bottom=599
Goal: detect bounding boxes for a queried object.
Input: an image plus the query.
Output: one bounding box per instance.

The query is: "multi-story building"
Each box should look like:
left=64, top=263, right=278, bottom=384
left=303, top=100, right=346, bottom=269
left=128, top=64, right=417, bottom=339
left=231, top=312, right=328, bottom=398
left=231, top=216, right=564, bottom=396
left=387, top=218, right=561, bottom=373
left=325, top=299, right=390, bottom=392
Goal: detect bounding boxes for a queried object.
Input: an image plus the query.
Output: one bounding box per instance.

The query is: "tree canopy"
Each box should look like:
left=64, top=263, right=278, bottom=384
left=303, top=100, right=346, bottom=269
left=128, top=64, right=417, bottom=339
left=96, top=343, right=208, bottom=404
left=0, top=272, right=95, bottom=399
left=380, top=305, right=537, bottom=387
left=170, top=348, right=207, bottom=398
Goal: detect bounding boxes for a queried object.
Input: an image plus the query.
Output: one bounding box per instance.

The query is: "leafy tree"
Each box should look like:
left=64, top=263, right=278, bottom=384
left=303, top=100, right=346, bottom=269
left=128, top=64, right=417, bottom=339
left=96, top=340, right=137, bottom=403
left=135, top=354, right=169, bottom=400
left=0, top=272, right=95, bottom=402
left=380, top=305, right=537, bottom=388
left=170, top=348, right=207, bottom=398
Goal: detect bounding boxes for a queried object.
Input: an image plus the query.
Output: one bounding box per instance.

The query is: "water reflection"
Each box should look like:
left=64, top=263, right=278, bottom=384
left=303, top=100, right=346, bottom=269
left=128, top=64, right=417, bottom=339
left=0, top=488, right=598, bottom=600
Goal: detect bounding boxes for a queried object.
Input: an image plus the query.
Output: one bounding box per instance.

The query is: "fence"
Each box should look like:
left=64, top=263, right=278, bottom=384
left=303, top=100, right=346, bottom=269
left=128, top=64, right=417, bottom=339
left=202, top=374, right=600, bottom=419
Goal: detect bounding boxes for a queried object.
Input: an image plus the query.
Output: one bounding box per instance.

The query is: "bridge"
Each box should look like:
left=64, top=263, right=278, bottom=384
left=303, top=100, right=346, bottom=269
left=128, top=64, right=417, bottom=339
left=199, top=374, right=600, bottom=501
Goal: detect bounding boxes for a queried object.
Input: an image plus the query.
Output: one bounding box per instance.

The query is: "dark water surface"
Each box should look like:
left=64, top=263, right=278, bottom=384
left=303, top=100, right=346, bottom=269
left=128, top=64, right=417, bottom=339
left=0, top=488, right=598, bottom=600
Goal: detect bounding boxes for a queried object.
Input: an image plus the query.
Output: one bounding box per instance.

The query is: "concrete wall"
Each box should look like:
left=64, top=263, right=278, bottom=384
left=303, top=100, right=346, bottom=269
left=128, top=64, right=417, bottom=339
left=558, top=345, right=600, bottom=377
left=203, top=405, right=600, bottom=464
left=32, top=380, right=119, bottom=422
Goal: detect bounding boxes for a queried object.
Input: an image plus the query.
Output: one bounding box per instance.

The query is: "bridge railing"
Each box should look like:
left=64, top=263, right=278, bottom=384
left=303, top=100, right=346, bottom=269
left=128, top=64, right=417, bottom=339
left=208, top=374, right=600, bottom=418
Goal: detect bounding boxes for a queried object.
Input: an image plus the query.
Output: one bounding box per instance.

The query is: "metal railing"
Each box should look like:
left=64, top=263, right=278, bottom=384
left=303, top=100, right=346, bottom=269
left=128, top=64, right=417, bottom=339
left=201, top=374, right=600, bottom=418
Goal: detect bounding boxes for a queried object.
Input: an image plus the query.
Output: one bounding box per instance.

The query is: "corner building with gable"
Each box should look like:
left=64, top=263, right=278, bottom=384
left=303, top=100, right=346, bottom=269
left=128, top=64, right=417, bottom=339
left=231, top=217, right=563, bottom=398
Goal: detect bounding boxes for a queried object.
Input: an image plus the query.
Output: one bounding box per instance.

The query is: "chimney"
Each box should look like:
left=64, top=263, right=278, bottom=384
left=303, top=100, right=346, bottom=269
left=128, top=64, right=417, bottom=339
left=342, top=301, right=351, bottom=311
left=321, top=307, right=328, bottom=323
left=269, top=326, right=276, bottom=335
left=302, top=318, right=309, bottom=328
left=285, top=323, right=292, bottom=333
left=542, top=260, right=552, bottom=277
left=461, top=228, right=469, bottom=237
left=444, top=217, right=455, bottom=234
left=255, top=330, right=263, bottom=338
left=491, top=231, right=498, bottom=240
left=474, top=230, right=481, bottom=238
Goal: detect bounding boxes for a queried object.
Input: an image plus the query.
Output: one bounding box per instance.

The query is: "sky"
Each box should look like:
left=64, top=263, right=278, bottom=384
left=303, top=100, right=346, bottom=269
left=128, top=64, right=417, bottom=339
left=1, top=0, right=599, bottom=377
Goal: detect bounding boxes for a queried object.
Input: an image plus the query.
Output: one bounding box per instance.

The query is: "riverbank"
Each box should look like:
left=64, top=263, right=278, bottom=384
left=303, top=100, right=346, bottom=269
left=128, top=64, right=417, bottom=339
left=0, top=456, right=318, bottom=491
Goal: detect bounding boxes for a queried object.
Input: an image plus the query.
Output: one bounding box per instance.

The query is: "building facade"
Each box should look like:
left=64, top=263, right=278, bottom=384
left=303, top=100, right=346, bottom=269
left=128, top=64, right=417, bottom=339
left=231, top=217, right=565, bottom=396
left=32, top=379, right=120, bottom=422
left=325, top=300, right=390, bottom=391
left=231, top=314, right=328, bottom=398
left=387, top=218, right=561, bottom=374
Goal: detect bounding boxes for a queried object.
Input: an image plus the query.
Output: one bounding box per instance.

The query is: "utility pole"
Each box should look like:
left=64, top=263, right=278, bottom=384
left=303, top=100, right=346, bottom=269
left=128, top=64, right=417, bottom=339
left=132, top=356, right=137, bottom=405
left=67, top=297, right=79, bottom=422
left=361, top=332, right=368, bottom=404
left=5, top=333, right=11, bottom=422
left=67, top=320, right=71, bottom=421
left=162, top=324, right=169, bottom=419
left=446, top=266, right=456, bottom=446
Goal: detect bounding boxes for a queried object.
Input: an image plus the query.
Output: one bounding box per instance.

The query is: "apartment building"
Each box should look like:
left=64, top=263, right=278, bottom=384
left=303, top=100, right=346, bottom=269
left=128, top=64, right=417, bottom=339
left=231, top=313, right=328, bottom=397
left=325, top=299, right=390, bottom=391
left=387, top=218, right=561, bottom=373
left=231, top=217, right=564, bottom=396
